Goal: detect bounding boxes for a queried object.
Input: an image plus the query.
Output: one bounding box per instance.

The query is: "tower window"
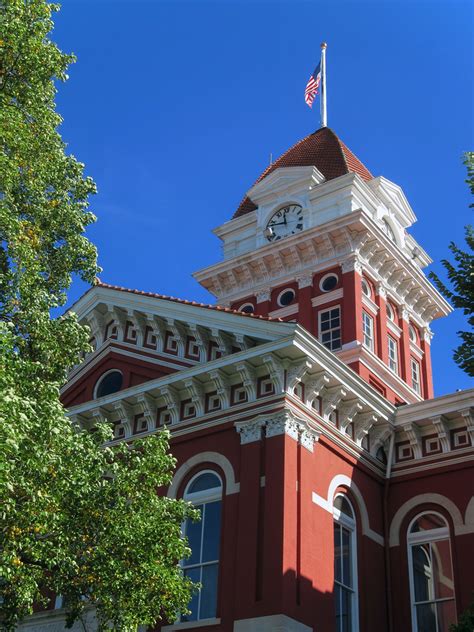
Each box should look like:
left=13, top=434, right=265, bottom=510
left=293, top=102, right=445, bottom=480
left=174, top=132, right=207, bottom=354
left=181, top=471, right=223, bottom=623
left=334, top=495, right=358, bottom=632
left=320, top=274, right=339, bottom=293
left=411, top=359, right=421, bottom=395
left=361, top=278, right=372, bottom=298
left=407, top=513, right=456, bottom=632
left=388, top=336, right=399, bottom=374
left=362, top=312, right=374, bottom=351
left=239, top=303, right=255, bottom=314
left=94, top=370, right=123, bottom=399
left=319, top=307, right=342, bottom=351
left=277, top=288, right=296, bottom=307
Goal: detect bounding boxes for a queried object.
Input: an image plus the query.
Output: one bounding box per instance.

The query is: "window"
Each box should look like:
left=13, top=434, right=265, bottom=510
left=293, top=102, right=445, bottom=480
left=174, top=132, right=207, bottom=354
left=277, top=288, right=296, bottom=307
left=411, top=359, right=421, bottom=395
left=320, top=273, right=339, bottom=292
left=409, top=324, right=418, bottom=345
left=319, top=307, right=342, bottom=351
left=334, top=495, right=358, bottom=632
left=386, top=303, right=396, bottom=322
left=239, top=303, right=255, bottom=314
left=362, top=312, right=374, bottom=351
left=408, top=513, right=456, bottom=632
left=388, top=336, right=399, bottom=374
left=361, top=278, right=371, bottom=298
left=95, top=370, right=123, bottom=398
left=181, top=471, right=223, bottom=623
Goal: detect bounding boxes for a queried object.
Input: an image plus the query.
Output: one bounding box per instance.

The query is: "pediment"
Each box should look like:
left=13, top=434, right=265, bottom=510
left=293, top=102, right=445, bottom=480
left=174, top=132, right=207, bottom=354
left=247, top=166, right=326, bottom=207
left=64, top=283, right=293, bottom=407
left=368, top=176, right=417, bottom=227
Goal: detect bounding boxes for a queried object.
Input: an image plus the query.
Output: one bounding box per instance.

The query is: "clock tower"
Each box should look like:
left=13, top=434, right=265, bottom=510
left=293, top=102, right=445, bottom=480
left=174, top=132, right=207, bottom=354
left=194, top=126, right=451, bottom=405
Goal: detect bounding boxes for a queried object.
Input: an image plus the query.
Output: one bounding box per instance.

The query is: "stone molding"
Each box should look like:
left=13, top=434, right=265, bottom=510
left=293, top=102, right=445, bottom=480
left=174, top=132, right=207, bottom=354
left=235, top=411, right=321, bottom=452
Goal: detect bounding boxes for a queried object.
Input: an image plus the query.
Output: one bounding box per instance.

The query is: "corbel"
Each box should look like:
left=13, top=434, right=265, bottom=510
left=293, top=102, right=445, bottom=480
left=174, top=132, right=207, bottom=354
left=184, top=377, right=205, bottom=417
left=402, top=422, right=422, bottom=459
left=354, top=412, right=379, bottom=446
left=236, top=361, right=257, bottom=401
left=322, top=386, right=347, bottom=418
left=370, top=423, right=393, bottom=456
left=107, top=305, right=127, bottom=341
left=208, top=368, right=231, bottom=409
left=211, top=328, right=233, bottom=355
left=323, top=233, right=336, bottom=259
left=430, top=415, right=450, bottom=453
left=262, top=353, right=284, bottom=393
left=338, top=399, right=363, bottom=433
left=359, top=239, right=379, bottom=262
left=233, top=333, right=251, bottom=352
left=165, top=318, right=186, bottom=357
left=287, top=360, right=312, bottom=393
left=132, top=310, right=149, bottom=347
left=113, top=400, right=135, bottom=437
left=136, top=393, right=157, bottom=431
left=459, top=408, right=474, bottom=444
left=304, top=371, right=330, bottom=408
left=85, top=310, right=106, bottom=343
left=158, top=384, right=181, bottom=424
left=188, top=324, right=209, bottom=362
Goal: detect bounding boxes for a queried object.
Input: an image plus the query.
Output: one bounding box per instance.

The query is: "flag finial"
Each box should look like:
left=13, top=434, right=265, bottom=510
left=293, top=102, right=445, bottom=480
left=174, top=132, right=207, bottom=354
left=320, top=43, right=327, bottom=127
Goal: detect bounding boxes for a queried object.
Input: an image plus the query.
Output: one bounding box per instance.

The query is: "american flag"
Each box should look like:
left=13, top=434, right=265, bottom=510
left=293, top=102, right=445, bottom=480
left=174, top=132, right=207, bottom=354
left=304, top=62, right=321, bottom=108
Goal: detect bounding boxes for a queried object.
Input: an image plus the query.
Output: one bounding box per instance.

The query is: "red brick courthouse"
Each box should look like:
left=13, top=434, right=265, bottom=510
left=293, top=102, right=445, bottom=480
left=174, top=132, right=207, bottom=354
left=23, top=127, right=474, bottom=632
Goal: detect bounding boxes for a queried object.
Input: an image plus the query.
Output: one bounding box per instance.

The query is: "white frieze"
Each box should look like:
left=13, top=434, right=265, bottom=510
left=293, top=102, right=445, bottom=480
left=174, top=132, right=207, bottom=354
left=234, top=416, right=266, bottom=444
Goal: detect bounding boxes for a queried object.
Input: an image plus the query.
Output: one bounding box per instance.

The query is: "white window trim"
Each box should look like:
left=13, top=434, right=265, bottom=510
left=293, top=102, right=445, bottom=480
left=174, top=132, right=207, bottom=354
left=318, top=305, right=342, bottom=351
left=277, top=288, right=296, bottom=307
left=388, top=336, right=399, bottom=375
left=319, top=273, right=339, bottom=293
left=93, top=368, right=123, bottom=399
left=362, top=312, right=374, bottom=352
left=333, top=494, right=359, bottom=632
left=407, top=512, right=456, bottom=632
left=238, top=303, right=255, bottom=313
left=411, top=358, right=421, bottom=395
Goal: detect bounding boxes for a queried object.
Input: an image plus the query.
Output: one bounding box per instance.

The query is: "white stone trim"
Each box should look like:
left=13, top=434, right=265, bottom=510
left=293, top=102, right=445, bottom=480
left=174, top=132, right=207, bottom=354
left=312, top=473, right=384, bottom=546
left=389, top=493, right=467, bottom=547
left=168, top=452, right=239, bottom=498
left=234, top=614, right=312, bottom=631
left=269, top=303, right=299, bottom=318
left=311, top=287, right=343, bottom=307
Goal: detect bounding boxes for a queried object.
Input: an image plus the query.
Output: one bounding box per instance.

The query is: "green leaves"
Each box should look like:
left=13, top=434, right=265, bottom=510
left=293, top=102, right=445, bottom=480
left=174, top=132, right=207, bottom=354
left=0, top=2, right=197, bottom=629
left=428, top=153, right=474, bottom=377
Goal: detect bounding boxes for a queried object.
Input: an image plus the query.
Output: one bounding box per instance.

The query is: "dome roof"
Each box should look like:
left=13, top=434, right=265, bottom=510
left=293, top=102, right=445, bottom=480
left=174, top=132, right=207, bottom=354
left=234, top=127, right=373, bottom=218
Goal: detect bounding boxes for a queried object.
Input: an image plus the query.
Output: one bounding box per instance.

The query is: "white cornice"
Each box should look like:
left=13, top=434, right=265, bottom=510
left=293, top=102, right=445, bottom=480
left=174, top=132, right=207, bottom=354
left=394, top=388, right=474, bottom=426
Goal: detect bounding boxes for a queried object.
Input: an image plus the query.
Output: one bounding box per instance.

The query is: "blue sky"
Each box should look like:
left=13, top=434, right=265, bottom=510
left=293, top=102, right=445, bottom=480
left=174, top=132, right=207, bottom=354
left=54, top=0, right=473, bottom=396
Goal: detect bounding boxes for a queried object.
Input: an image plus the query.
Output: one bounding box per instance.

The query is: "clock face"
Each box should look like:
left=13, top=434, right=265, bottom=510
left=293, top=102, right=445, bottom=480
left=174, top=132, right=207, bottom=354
left=265, top=205, right=304, bottom=242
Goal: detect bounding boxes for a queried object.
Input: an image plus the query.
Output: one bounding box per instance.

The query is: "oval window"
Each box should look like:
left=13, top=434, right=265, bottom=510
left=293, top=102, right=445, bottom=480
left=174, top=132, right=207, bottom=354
left=95, top=370, right=123, bottom=398
left=239, top=303, right=255, bottom=314
left=320, top=274, right=338, bottom=293
left=277, top=289, right=295, bottom=307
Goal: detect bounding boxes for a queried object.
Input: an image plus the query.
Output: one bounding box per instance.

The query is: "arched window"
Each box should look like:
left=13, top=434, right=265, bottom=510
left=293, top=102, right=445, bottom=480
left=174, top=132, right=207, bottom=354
left=94, top=370, right=123, bottom=398
left=181, top=471, right=223, bottom=623
left=407, top=512, right=456, bottom=632
left=334, top=494, right=358, bottom=632
left=361, top=278, right=371, bottom=298
left=382, top=218, right=397, bottom=243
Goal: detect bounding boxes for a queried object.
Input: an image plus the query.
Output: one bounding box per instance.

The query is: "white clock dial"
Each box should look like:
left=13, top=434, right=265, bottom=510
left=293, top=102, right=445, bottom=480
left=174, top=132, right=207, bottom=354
left=265, top=205, right=304, bottom=241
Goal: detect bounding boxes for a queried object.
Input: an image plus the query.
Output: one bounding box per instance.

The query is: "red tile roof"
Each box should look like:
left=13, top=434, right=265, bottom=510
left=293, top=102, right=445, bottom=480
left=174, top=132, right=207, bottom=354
left=92, top=280, right=282, bottom=321
left=234, top=127, right=373, bottom=218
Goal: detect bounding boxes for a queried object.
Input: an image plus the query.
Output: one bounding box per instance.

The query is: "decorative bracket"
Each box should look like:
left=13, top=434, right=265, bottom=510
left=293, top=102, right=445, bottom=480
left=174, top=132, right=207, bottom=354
left=430, top=415, right=450, bottom=452
left=136, top=393, right=157, bottom=431
left=262, top=354, right=284, bottom=393
left=338, top=399, right=364, bottom=433
left=236, top=361, right=257, bottom=401
left=159, top=384, right=181, bottom=424
left=321, top=386, right=347, bottom=418
left=354, top=412, right=378, bottom=446
left=304, top=372, right=330, bottom=408
left=113, top=400, right=135, bottom=437
left=208, top=369, right=231, bottom=409
left=184, top=377, right=205, bottom=417
left=402, top=422, right=422, bottom=459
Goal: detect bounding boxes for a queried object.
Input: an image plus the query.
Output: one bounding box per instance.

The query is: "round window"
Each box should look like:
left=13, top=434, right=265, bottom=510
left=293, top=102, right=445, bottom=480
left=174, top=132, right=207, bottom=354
left=277, top=289, right=295, bottom=307
left=239, top=303, right=255, bottom=314
left=95, top=370, right=123, bottom=398
left=361, top=278, right=371, bottom=298
left=320, top=274, right=338, bottom=293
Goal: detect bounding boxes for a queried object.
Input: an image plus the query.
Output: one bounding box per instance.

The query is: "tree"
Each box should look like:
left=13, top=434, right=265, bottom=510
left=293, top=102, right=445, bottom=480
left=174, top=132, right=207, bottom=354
left=429, top=152, right=474, bottom=377
left=450, top=600, right=474, bottom=632
left=0, top=1, right=196, bottom=629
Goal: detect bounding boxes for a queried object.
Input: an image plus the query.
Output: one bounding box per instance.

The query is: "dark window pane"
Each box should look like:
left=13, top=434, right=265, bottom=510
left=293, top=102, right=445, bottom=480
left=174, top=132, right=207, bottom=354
left=321, top=312, right=330, bottom=322
left=96, top=371, right=122, bottom=398
left=437, top=600, right=457, bottom=632
left=413, top=544, right=433, bottom=603
left=322, top=275, right=338, bottom=292
left=322, top=332, right=331, bottom=342
left=334, top=524, right=342, bottom=582
left=340, top=586, right=352, bottom=632
left=432, top=540, right=454, bottom=600
left=202, top=501, right=222, bottom=563
left=321, top=321, right=330, bottom=332
left=342, top=527, right=352, bottom=588
left=182, top=566, right=201, bottom=622
left=411, top=513, right=447, bottom=533
left=279, top=290, right=295, bottom=306
left=184, top=508, right=203, bottom=566
left=188, top=473, right=221, bottom=494
left=416, top=602, right=437, bottom=632
left=200, top=563, right=219, bottom=619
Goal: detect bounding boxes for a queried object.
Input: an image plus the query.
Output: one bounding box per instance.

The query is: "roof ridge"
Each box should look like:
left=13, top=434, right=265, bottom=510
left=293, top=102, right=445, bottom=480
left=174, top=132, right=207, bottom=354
left=92, top=280, right=282, bottom=322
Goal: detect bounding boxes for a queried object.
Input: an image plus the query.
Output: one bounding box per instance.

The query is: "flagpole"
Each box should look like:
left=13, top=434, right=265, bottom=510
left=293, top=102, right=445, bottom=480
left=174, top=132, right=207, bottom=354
left=320, top=42, right=327, bottom=128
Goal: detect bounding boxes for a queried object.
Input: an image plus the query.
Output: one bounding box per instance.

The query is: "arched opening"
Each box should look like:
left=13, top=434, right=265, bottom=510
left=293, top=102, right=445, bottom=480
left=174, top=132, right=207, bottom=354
left=333, top=493, right=359, bottom=632
left=94, top=370, right=123, bottom=398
